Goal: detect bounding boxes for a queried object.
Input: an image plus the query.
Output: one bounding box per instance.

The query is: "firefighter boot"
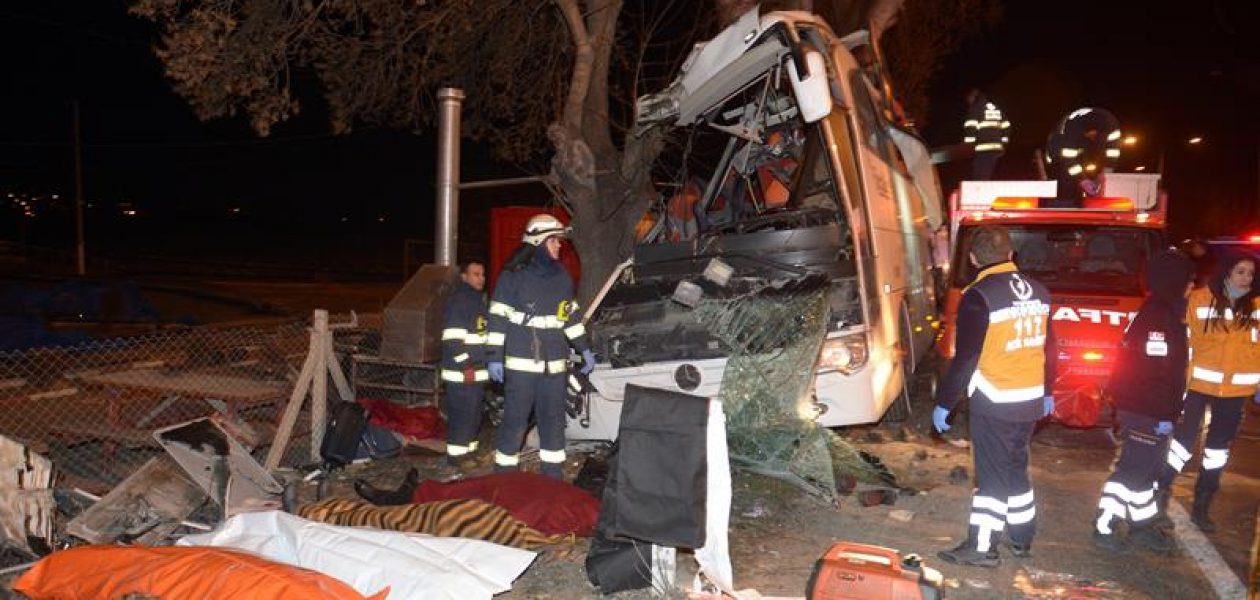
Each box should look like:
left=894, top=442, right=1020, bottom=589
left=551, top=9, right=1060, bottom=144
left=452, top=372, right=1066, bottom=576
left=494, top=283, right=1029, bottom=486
left=1191, top=490, right=1217, bottom=533
left=1151, top=487, right=1174, bottom=533
left=937, top=540, right=1000, bottom=568
left=353, top=467, right=420, bottom=506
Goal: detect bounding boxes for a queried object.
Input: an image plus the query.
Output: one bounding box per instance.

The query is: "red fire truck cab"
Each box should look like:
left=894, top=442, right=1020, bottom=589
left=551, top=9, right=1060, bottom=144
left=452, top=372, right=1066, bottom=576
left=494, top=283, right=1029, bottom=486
left=938, top=174, right=1167, bottom=427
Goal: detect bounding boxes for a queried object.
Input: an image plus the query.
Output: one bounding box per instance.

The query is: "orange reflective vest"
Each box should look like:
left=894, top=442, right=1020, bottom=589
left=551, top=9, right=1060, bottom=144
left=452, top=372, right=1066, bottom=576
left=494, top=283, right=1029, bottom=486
left=1185, top=286, right=1260, bottom=398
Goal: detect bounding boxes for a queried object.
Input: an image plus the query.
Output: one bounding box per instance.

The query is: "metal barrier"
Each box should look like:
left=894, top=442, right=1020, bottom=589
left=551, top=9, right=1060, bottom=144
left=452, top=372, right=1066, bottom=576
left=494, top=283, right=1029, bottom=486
left=0, top=313, right=384, bottom=493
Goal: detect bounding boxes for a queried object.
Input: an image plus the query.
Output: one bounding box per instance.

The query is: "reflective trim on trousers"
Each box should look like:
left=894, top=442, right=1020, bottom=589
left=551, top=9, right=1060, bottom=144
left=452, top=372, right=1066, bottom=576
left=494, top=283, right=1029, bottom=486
left=1167, top=439, right=1191, bottom=471
left=495, top=451, right=519, bottom=467
left=1096, top=496, right=1126, bottom=535
left=1202, top=447, right=1229, bottom=470
left=505, top=356, right=569, bottom=373
left=448, top=441, right=479, bottom=457
left=1007, top=505, right=1036, bottom=525
left=539, top=448, right=566, bottom=464
left=969, top=513, right=1005, bottom=552
left=441, top=369, right=489, bottom=383
left=1103, top=481, right=1154, bottom=505
left=972, top=495, right=1008, bottom=515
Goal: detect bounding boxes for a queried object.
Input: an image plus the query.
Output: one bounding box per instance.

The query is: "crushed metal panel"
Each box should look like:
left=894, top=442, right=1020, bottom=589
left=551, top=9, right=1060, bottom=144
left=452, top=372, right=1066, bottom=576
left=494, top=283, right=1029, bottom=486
left=154, top=417, right=283, bottom=519
left=66, top=456, right=206, bottom=545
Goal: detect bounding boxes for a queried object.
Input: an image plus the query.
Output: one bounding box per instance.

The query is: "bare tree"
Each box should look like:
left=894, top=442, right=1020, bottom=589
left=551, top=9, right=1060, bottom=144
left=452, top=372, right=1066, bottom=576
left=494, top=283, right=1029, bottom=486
left=132, top=0, right=996, bottom=298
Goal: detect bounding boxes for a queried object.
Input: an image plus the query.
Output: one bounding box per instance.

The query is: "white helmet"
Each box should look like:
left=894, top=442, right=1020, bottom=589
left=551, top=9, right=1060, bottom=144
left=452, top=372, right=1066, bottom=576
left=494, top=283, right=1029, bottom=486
left=522, top=214, right=570, bottom=246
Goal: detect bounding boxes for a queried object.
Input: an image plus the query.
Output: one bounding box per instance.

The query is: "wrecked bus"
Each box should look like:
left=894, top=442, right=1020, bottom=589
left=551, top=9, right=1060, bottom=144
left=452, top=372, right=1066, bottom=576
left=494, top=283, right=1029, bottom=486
left=938, top=176, right=1167, bottom=427
left=566, top=10, right=946, bottom=440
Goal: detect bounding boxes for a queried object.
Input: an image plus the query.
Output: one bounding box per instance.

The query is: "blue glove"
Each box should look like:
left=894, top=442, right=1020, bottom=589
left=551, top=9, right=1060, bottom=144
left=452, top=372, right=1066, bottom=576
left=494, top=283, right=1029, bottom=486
left=932, top=406, right=951, bottom=433
left=580, top=349, right=597, bottom=375
left=488, top=362, right=504, bottom=383
left=1155, top=420, right=1173, bottom=436
left=1042, top=396, right=1054, bottom=419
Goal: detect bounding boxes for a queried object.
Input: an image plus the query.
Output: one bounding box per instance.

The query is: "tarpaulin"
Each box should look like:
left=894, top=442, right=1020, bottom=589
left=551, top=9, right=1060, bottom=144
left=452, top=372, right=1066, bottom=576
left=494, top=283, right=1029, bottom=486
left=179, top=510, right=535, bottom=600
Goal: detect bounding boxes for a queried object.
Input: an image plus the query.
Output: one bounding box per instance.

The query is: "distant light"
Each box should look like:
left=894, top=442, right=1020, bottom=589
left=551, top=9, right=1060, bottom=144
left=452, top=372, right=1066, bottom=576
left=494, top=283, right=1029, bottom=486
left=1188, top=136, right=1203, bottom=145
left=377, top=216, right=386, bottom=223
left=123, top=209, right=137, bottom=216
left=1135, top=165, right=1146, bottom=172
left=1085, top=163, right=1097, bottom=172
left=340, top=216, right=349, bottom=222
left=50, top=194, right=58, bottom=200
left=1122, top=135, right=1138, bottom=146
left=229, top=207, right=241, bottom=214
left=1248, top=235, right=1260, bottom=243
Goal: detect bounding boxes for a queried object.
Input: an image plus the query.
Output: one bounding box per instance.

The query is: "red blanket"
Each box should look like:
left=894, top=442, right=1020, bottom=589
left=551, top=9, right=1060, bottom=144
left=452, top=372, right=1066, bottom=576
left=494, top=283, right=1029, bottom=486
left=411, top=471, right=600, bottom=537
left=358, top=398, right=446, bottom=440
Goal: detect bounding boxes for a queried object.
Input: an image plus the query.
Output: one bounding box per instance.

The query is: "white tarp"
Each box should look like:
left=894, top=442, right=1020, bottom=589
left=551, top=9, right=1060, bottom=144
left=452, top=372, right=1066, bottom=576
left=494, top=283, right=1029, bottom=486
left=178, top=510, right=536, bottom=600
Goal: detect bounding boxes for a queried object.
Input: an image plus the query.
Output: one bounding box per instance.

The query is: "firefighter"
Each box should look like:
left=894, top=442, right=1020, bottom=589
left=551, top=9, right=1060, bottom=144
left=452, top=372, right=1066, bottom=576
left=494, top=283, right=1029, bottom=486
left=1156, top=251, right=1260, bottom=532
left=962, top=89, right=1010, bottom=181
left=1045, top=107, right=1121, bottom=208
left=439, top=261, right=489, bottom=466
left=933, top=225, right=1053, bottom=568
left=1092, top=250, right=1195, bottom=553
left=485, top=215, right=596, bottom=479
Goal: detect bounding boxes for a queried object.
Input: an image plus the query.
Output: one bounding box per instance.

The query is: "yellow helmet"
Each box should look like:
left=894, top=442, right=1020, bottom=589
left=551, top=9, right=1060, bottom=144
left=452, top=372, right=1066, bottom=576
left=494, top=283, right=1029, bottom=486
left=522, top=214, right=570, bottom=246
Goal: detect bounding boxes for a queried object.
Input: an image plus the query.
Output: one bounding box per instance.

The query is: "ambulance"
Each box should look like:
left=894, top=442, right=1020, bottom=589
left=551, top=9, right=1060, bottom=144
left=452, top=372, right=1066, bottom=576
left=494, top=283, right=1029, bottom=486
left=939, top=175, right=1167, bottom=426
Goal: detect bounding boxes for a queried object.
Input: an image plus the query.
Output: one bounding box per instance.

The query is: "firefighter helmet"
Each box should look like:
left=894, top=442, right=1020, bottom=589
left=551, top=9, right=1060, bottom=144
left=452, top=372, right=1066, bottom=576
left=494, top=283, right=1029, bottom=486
left=522, top=214, right=570, bottom=246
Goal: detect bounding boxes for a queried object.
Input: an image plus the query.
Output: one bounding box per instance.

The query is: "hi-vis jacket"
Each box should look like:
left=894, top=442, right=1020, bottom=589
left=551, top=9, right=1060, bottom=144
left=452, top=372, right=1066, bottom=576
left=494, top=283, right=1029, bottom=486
left=1047, top=107, right=1122, bottom=178
left=486, top=259, right=591, bottom=375
left=938, top=262, right=1053, bottom=422
left=1185, top=286, right=1260, bottom=398
left=963, top=99, right=1010, bottom=154
left=440, top=281, right=489, bottom=384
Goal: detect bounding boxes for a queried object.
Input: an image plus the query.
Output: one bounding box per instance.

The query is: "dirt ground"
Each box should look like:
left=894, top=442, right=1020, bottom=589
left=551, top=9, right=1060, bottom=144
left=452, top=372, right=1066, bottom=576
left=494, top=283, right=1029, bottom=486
left=311, top=416, right=1216, bottom=600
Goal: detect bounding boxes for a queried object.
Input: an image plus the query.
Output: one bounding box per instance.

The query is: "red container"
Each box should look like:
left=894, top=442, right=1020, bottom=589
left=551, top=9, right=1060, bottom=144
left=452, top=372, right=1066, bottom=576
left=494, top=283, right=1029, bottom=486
left=806, top=542, right=941, bottom=600
left=488, top=206, right=581, bottom=291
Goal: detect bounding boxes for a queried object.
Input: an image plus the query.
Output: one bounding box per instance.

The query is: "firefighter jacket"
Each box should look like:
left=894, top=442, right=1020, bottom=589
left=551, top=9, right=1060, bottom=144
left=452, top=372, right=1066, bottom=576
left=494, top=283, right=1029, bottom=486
left=1106, top=249, right=1194, bottom=419
left=440, top=281, right=489, bottom=383
left=1185, top=286, right=1260, bottom=398
left=486, top=247, right=591, bottom=374
left=1048, top=107, right=1121, bottom=178
left=963, top=98, right=1010, bottom=154
left=937, top=261, right=1052, bottom=422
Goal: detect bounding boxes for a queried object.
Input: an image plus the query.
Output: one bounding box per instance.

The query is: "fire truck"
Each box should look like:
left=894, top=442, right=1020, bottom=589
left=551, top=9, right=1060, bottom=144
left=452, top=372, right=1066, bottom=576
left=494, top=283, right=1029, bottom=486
left=938, top=174, right=1167, bottom=427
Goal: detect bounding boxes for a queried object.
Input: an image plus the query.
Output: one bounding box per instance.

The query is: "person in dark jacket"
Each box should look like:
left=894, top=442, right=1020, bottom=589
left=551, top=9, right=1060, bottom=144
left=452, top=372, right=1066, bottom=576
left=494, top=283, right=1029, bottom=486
left=439, top=261, right=488, bottom=466
left=933, top=225, right=1054, bottom=568
left=1092, top=249, right=1195, bottom=553
left=962, top=89, right=1010, bottom=181
left=485, top=214, right=596, bottom=479
left=1045, top=107, right=1122, bottom=208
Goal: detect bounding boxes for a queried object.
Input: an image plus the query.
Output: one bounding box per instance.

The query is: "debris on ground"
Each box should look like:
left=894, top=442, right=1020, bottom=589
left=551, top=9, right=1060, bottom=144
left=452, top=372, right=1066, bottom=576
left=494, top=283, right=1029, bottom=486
left=889, top=509, right=915, bottom=523
left=948, top=465, right=970, bottom=485
left=1013, top=566, right=1126, bottom=598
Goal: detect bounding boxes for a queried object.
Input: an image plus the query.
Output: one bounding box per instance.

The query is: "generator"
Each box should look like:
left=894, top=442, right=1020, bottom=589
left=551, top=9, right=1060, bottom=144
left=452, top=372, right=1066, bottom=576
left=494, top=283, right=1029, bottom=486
left=806, top=542, right=943, bottom=600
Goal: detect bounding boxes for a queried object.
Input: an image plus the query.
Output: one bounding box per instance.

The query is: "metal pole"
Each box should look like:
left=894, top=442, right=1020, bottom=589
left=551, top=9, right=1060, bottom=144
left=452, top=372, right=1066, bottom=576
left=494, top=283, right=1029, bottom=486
left=435, top=87, right=464, bottom=267
left=73, top=100, right=85, bottom=276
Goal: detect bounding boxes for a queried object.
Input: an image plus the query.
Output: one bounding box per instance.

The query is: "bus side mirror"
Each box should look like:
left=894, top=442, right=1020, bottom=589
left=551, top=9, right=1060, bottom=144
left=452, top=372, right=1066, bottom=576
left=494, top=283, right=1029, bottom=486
left=789, top=50, right=832, bottom=123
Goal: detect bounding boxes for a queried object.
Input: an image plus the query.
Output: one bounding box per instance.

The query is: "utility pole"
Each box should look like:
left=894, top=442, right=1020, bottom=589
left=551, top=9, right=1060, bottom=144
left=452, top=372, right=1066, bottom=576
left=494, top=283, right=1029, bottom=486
left=73, top=100, right=85, bottom=276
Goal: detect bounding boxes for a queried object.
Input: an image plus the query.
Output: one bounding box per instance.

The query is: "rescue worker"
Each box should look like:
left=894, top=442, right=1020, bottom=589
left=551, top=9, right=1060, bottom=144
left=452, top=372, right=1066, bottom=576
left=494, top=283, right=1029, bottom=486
left=933, top=225, right=1053, bottom=568
left=1156, top=251, right=1260, bottom=532
left=962, top=89, right=1010, bottom=181
left=1045, top=107, right=1121, bottom=208
left=1093, top=250, right=1195, bottom=553
left=439, top=261, right=489, bottom=466
left=485, top=214, right=596, bottom=479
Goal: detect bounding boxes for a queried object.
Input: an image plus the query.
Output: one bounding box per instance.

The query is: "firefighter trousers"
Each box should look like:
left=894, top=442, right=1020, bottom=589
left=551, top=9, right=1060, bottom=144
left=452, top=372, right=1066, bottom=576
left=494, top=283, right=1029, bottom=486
left=1160, top=390, right=1247, bottom=495
left=444, top=382, right=484, bottom=457
left=494, top=370, right=567, bottom=477
left=1095, top=411, right=1166, bottom=534
left=966, top=411, right=1037, bottom=552
left=970, top=151, right=1000, bottom=181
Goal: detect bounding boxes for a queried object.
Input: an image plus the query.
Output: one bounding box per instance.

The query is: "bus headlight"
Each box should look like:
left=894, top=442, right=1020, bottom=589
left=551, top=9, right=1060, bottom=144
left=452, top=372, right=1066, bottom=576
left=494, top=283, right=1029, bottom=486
left=817, top=332, right=868, bottom=375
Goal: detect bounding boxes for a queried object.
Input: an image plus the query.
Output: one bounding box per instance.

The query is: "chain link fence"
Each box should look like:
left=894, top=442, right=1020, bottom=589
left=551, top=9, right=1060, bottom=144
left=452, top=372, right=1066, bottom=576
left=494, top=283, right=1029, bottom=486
left=0, top=313, right=386, bottom=492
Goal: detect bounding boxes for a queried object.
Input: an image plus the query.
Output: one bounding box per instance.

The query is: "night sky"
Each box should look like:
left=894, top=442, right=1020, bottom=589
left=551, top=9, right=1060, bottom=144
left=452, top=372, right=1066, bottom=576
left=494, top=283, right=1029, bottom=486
left=1, top=1, right=1258, bottom=270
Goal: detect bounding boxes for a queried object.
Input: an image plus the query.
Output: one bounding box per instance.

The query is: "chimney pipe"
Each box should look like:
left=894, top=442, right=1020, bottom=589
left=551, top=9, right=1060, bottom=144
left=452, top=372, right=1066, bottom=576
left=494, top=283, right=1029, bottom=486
left=435, top=87, right=464, bottom=266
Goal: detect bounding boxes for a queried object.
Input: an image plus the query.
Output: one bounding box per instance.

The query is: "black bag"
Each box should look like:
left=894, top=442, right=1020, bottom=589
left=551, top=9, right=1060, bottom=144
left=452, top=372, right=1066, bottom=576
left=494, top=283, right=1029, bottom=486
left=321, top=401, right=368, bottom=469
left=357, top=423, right=402, bottom=460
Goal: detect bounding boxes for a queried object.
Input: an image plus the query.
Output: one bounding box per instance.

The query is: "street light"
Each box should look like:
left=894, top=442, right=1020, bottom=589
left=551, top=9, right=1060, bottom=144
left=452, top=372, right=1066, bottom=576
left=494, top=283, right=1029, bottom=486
left=1135, top=165, right=1146, bottom=172
left=1188, top=136, right=1204, bottom=145
left=1123, top=135, right=1139, bottom=146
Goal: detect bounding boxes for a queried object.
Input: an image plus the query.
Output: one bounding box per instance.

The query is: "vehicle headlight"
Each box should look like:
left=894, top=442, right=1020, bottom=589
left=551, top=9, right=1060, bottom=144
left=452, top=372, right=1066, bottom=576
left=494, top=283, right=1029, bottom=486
left=816, top=330, right=868, bottom=375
